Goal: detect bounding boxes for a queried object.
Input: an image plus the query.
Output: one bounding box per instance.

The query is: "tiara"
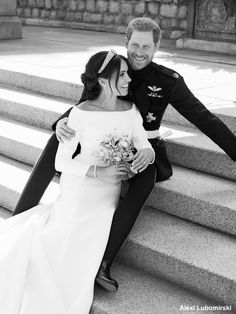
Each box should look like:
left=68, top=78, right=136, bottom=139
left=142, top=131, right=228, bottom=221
left=98, top=50, right=117, bottom=74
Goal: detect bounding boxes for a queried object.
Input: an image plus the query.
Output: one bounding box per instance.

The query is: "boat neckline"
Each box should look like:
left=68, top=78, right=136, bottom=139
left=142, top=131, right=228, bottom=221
left=76, top=105, right=134, bottom=113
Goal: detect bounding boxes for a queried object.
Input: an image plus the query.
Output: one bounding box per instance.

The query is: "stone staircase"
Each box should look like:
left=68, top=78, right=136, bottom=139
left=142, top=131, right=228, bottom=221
left=0, top=68, right=236, bottom=314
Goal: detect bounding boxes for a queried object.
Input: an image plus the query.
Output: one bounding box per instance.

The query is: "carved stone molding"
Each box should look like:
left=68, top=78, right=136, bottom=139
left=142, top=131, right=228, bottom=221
left=194, top=0, right=236, bottom=42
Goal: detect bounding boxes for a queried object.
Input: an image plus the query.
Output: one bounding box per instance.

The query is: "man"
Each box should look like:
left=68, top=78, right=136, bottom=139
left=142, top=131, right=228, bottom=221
left=14, top=17, right=236, bottom=292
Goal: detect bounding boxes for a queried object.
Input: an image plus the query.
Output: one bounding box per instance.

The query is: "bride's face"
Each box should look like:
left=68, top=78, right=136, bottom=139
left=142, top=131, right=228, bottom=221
left=110, top=60, right=131, bottom=96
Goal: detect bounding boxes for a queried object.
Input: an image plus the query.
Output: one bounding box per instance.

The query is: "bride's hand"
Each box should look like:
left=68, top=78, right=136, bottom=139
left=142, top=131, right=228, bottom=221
left=97, top=162, right=130, bottom=178
left=131, top=148, right=154, bottom=173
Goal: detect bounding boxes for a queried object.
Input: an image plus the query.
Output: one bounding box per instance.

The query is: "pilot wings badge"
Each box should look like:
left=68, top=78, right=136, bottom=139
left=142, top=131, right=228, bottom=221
left=147, top=86, right=163, bottom=98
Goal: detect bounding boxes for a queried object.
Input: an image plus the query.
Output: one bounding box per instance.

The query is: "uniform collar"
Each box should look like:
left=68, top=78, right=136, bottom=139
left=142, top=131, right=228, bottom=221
left=128, top=63, right=155, bottom=117
left=129, top=62, right=154, bottom=80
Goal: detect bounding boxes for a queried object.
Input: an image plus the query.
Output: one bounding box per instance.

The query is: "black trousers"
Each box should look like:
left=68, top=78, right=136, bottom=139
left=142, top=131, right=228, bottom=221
left=14, top=134, right=157, bottom=263
left=14, top=134, right=59, bottom=215
left=103, top=164, right=157, bottom=262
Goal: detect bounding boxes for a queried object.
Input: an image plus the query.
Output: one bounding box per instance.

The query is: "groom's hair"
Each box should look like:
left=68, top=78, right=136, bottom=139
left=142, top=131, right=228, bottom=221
left=126, top=17, right=161, bottom=45
left=81, top=51, right=126, bottom=100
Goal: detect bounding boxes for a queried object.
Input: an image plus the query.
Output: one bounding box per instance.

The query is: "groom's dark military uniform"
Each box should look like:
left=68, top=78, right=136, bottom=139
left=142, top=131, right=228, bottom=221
left=14, top=62, right=236, bottom=264
left=130, top=62, right=236, bottom=160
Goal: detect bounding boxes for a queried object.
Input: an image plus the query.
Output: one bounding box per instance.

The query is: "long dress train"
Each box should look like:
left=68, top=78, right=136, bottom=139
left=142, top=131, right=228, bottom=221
left=0, top=105, right=153, bottom=314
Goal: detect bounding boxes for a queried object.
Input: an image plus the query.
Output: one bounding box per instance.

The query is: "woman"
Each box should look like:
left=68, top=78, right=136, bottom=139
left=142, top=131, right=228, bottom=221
left=0, top=50, right=154, bottom=314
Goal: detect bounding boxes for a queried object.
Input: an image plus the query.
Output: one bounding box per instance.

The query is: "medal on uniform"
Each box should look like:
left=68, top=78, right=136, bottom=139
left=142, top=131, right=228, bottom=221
left=146, top=112, right=156, bottom=123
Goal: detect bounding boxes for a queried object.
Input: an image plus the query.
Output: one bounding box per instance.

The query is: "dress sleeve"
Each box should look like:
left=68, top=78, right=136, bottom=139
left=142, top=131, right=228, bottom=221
left=55, top=107, right=91, bottom=177
left=132, top=105, right=155, bottom=162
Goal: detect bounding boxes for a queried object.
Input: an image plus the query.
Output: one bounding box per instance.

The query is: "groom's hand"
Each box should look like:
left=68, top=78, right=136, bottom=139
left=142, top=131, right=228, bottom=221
left=131, top=148, right=154, bottom=173
left=56, top=117, right=76, bottom=143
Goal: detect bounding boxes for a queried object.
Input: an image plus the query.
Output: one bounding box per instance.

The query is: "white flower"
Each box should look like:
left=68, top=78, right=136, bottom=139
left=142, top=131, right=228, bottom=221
left=95, top=132, right=135, bottom=166
left=119, top=140, right=128, bottom=147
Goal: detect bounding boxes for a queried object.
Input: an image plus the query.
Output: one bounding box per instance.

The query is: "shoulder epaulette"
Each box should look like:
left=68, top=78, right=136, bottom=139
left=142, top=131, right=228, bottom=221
left=157, top=65, right=181, bottom=80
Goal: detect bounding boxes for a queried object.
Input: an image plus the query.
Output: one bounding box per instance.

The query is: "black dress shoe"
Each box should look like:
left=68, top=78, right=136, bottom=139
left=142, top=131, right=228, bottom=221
left=95, top=260, right=118, bottom=292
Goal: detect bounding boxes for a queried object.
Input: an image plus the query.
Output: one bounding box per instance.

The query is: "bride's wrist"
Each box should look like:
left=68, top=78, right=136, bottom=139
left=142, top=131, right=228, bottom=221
left=96, top=166, right=103, bottom=178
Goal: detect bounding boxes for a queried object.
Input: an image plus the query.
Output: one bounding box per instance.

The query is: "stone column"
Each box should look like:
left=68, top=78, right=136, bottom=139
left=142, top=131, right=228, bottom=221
left=0, top=0, right=22, bottom=39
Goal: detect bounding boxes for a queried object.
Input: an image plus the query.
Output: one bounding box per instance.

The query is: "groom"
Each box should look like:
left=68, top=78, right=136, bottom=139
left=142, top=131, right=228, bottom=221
left=14, top=18, right=236, bottom=292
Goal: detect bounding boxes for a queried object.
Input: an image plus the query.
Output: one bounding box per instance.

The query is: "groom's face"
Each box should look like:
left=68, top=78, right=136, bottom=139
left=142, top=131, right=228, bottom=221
left=125, top=30, right=159, bottom=70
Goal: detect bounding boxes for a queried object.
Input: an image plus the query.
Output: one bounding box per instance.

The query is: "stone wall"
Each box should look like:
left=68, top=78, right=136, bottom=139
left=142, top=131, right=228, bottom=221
left=16, top=0, right=189, bottom=39
left=0, top=0, right=22, bottom=39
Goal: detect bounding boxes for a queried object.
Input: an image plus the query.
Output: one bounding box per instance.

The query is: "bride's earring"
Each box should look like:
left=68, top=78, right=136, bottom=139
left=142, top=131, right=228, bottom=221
left=98, top=78, right=106, bottom=87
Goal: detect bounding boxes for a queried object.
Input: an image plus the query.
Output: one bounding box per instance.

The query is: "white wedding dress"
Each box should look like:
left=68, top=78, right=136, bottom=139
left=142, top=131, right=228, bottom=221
left=0, top=105, right=153, bottom=314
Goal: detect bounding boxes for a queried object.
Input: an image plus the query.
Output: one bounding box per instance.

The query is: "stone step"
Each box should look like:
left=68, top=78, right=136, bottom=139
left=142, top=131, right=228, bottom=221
left=0, top=204, right=225, bottom=313
left=0, top=84, right=235, bottom=180
left=118, top=207, right=236, bottom=308
left=0, top=206, right=11, bottom=220
left=0, top=116, right=51, bottom=165
left=163, top=98, right=236, bottom=136
left=0, top=84, right=75, bottom=129
left=0, top=154, right=59, bottom=211
left=1, top=150, right=235, bottom=237
left=162, top=123, right=236, bottom=181
left=92, top=262, right=221, bottom=314
left=0, top=69, right=236, bottom=135
left=147, top=164, right=236, bottom=236
left=0, top=68, right=82, bottom=101
left=1, top=114, right=235, bottom=181
left=0, top=206, right=228, bottom=313
left=0, top=157, right=235, bottom=308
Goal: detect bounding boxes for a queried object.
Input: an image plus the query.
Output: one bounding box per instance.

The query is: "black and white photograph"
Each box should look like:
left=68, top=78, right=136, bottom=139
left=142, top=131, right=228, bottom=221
left=0, top=0, right=235, bottom=313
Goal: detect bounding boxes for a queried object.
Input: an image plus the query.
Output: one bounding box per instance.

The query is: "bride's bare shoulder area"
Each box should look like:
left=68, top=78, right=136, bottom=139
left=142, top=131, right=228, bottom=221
left=119, top=100, right=133, bottom=110
left=77, top=101, right=95, bottom=111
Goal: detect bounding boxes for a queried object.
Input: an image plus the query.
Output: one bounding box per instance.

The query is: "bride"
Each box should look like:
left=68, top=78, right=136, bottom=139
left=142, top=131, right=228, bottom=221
left=0, top=50, right=154, bottom=314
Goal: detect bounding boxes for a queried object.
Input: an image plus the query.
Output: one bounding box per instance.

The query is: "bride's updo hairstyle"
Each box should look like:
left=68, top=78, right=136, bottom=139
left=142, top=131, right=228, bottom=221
left=81, top=50, right=126, bottom=100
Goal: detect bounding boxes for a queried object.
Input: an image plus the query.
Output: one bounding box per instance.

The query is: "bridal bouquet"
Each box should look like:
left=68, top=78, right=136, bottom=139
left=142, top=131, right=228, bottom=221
left=95, top=133, right=137, bottom=179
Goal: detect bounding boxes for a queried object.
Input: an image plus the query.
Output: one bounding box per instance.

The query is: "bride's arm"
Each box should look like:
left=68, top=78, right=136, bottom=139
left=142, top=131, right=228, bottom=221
left=55, top=107, right=93, bottom=177
left=55, top=108, right=129, bottom=179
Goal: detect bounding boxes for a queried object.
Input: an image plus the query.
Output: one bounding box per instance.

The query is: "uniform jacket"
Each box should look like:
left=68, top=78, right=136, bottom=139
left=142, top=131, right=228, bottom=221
left=128, top=62, right=236, bottom=161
